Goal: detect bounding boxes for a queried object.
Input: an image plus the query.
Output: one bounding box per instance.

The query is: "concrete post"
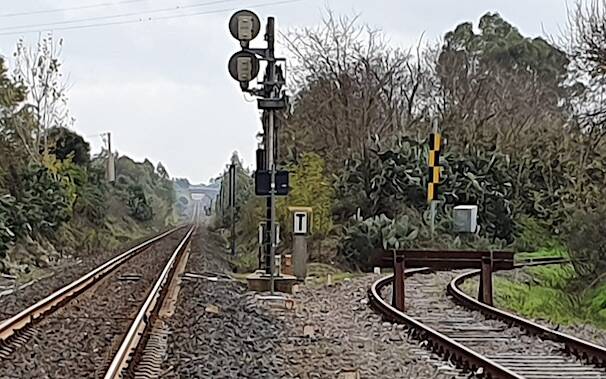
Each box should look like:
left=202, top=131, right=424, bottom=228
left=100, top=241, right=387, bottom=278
left=293, top=235, right=308, bottom=281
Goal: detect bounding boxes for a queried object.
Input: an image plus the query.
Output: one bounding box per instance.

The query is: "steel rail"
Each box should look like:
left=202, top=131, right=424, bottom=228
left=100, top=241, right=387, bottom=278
left=368, top=268, right=523, bottom=379
left=104, top=224, right=195, bottom=378
left=0, top=226, right=184, bottom=342
left=368, top=257, right=590, bottom=378
left=449, top=266, right=606, bottom=367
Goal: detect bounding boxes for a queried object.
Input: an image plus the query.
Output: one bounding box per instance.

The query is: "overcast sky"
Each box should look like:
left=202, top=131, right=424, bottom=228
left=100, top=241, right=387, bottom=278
left=0, top=0, right=573, bottom=183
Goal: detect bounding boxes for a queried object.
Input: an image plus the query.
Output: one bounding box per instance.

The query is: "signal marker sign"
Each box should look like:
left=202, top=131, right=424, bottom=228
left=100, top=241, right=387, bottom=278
left=427, top=132, right=442, bottom=203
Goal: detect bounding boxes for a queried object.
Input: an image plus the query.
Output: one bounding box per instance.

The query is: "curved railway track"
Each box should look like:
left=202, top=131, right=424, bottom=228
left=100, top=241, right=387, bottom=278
left=369, top=260, right=606, bottom=379
left=0, top=203, right=202, bottom=378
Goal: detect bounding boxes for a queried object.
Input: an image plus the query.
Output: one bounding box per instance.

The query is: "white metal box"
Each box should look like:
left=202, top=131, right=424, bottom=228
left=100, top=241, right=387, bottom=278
left=453, top=205, right=478, bottom=233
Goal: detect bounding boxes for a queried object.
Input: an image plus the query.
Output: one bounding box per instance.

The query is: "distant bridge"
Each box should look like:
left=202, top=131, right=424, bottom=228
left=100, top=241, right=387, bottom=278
left=189, top=185, right=219, bottom=201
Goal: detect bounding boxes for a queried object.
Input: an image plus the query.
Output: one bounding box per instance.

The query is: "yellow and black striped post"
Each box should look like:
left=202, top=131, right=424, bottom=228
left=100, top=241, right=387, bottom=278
left=427, top=132, right=442, bottom=203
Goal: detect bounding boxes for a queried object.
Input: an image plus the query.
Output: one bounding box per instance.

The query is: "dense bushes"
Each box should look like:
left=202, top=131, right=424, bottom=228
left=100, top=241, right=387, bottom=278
left=334, top=135, right=516, bottom=262
left=0, top=195, right=18, bottom=258
left=280, top=12, right=606, bottom=274
left=0, top=40, right=182, bottom=273
left=18, top=163, right=72, bottom=236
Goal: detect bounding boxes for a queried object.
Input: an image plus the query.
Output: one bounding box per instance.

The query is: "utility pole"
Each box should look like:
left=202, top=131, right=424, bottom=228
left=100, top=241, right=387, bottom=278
left=228, top=10, right=288, bottom=294
left=229, top=162, right=237, bottom=256
left=103, top=132, right=115, bottom=183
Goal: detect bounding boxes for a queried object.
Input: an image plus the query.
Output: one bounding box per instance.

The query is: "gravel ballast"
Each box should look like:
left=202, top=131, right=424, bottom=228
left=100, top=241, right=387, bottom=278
left=0, top=229, right=188, bottom=379
left=0, top=229, right=175, bottom=321
left=163, top=227, right=455, bottom=378
left=274, top=276, right=457, bottom=378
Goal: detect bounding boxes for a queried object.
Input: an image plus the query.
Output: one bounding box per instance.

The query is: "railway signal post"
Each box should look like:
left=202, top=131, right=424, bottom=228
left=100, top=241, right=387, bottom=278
left=228, top=9, right=289, bottom=294
left=427, top=120, right=442, bottom=236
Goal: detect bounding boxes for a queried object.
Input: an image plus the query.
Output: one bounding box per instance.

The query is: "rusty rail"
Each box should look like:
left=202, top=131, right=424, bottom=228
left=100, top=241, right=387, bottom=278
left=0, top=226, right=185, bottom=342
left=104, top=224, right=195, bottom=378
left=448, top=265, right=606, bottom=367
left=368, top=256, right=605, bottom=378
left=368, top=268, right=522, bottom=379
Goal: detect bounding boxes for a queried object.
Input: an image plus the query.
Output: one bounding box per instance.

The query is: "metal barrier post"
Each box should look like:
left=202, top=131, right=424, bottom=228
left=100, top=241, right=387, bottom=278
left=479, top=254, right=494, bottom=306
left=393, top=256, right=406, bottom=311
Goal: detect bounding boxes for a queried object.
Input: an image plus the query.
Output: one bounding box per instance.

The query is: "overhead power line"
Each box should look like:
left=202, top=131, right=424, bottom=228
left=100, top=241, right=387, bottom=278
left=0, top=0, right=242, bottom=31
left=0, top=0, right=151, bottom=18
left=0, top=0, right=304, bottom=36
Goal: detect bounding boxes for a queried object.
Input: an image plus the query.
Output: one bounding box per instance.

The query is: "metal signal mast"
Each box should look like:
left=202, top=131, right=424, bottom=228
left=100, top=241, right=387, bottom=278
left=227, top=10, right=289, bottom=294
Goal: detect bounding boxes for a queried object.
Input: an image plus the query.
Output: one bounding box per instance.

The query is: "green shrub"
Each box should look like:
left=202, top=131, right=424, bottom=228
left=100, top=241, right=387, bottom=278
left=19, top=163, right=72, bottom=237
left=73, top=165, right=107, bottom=226
left=334, top=135, right=516, bottom=243
left=339, top=213, right=420, bottom=269
left=277, top=153, right=334, bottom=244
left=0, top=194, right=17, bottom=257
left=565, top=206, right=606, bottom=283
left=127, top=185, right=153, bottom=222
left=515, top=217, right=563, bottom=251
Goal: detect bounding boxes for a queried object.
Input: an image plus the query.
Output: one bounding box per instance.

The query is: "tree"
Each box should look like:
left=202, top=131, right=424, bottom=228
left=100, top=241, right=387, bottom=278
left=282, top=11, right=430, bottom=172
left=435, top=13, right=570, bottom=151
left=46, top=126, right=90, bottom=166
left=156, top=162, right=169, bottom=179
left=564, top=1, right=606, bottom=144
left=13, top=34, right=72, bottom=155
left=215, top=152, right=253, bottom=227
left=0, top=56, right=37, bottom=186
left=566, top=205, right=606, bottom=286
left=175, top=178, right=191, bottom=188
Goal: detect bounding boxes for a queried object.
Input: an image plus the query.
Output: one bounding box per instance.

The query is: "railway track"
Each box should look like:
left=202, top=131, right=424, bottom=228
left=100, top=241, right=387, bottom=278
left=0, top=203, right=202, bottom=378
left=369, top=260, right=606, bottom=379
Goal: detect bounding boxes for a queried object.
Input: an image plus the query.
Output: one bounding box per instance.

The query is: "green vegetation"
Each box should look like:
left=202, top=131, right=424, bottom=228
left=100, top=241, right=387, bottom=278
left=495, top=256, right=606, bottom=328
left=460, top=246, right=606, bottom=328
left=0, top=37, right=183, bottom=275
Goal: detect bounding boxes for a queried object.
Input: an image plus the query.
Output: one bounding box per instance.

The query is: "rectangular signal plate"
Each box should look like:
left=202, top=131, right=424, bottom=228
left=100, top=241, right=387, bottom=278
left=236, top=57, right=252, bottom=81
left=237, top=16, right=254, bottom=40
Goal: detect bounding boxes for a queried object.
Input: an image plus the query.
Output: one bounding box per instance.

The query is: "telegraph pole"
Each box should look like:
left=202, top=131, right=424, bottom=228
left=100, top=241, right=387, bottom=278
left=228, top=10, right=288, bottom=294
left=103, top=132, right=115, bottom=183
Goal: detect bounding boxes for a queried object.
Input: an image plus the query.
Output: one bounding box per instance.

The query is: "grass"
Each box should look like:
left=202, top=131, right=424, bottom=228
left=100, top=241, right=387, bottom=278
left=514, top=247, right=568, bottom=262
left=304, top=263, right=359, bottom=286
left=490, top=248, right=606, bottom=329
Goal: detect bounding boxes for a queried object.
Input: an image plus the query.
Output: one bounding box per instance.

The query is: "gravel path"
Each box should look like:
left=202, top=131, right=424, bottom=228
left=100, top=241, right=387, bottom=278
left=0, top=229, right=188, bottom=379
left=0, top=230, right=171, bottom=321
